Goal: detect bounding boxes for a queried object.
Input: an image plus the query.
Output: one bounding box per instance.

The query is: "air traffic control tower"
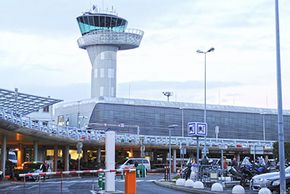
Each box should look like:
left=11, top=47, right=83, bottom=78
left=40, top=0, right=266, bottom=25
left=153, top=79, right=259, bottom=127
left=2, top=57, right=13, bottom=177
left=77, top=7, right=144, bottom=98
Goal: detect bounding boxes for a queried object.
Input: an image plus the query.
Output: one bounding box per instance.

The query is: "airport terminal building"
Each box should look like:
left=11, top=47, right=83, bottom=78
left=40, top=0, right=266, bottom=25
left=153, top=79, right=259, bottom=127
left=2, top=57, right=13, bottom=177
left=54, top=96, right=290, bottom=141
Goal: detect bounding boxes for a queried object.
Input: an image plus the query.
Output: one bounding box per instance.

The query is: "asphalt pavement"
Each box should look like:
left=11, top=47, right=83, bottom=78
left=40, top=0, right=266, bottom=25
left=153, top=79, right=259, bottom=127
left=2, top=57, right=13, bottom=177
left=0, top=173, right=187, bottom=194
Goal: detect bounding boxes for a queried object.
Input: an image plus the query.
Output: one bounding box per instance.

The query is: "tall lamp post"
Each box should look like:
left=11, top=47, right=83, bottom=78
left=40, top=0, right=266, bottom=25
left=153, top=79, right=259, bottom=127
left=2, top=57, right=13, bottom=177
left=163, top=91, right=173, bottom=102
left=168, top=124, right=178, bottom=181
left=196, top=47, right=215, bottom=157
left=275, top=0, right=286, bottom=193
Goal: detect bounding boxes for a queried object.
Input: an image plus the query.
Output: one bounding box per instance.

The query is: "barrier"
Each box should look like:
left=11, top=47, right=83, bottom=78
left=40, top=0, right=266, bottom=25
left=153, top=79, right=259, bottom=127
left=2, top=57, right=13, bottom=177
left=19, top=168, right=136, bottom=194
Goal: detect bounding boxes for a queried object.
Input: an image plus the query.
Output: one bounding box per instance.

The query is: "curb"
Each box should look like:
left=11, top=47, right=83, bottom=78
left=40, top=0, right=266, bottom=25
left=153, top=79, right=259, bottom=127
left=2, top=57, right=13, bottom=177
left=154, top=181, right=230, bottom=194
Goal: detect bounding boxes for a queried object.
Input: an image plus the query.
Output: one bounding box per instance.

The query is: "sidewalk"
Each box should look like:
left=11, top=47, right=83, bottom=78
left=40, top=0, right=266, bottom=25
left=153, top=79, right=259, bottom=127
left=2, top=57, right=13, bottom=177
left=154, top=180, right=254, bottom=194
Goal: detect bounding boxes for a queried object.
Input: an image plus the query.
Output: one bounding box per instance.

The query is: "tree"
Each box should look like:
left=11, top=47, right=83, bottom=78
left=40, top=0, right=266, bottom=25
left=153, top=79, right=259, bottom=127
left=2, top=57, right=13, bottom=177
left=273, top=141, right=290, bottom=162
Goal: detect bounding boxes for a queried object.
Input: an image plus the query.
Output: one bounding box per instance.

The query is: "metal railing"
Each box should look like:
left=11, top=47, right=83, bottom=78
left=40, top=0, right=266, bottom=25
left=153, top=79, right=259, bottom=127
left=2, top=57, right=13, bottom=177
left=0, top=108, right=274, bottom=149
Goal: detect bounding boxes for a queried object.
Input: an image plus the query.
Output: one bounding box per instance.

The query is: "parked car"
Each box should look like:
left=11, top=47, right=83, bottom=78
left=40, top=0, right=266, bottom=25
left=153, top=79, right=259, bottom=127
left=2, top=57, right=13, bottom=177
left=14, top=161, right=51, bottom=181
left=267, top=174, right=290, bottom=192
left=250, top=166, right=290, bottom=191
left=117, top=158, right=151, bottom=172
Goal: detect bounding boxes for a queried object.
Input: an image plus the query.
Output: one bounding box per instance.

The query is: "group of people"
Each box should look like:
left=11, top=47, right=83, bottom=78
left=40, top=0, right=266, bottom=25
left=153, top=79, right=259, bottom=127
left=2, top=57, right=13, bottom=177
left=183, top=155, right=240, bottom=180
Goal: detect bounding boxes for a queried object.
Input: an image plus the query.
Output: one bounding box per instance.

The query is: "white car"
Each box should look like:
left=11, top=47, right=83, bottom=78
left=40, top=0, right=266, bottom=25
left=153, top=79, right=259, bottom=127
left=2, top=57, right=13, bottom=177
left=250, top=166, right=290, bottom=191
left=117, top=158, right=151, bottom=172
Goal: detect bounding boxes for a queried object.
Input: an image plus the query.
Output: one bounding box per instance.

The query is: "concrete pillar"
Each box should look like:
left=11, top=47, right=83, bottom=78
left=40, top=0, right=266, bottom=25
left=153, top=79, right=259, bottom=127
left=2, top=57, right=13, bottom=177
left=162, top=150, right=167, bottom=164
left=53, top=145, right=58, bottom=171
left=173, top=149, right=177, bottom=173
left=40, top=147, right=46, bottom=162
left=153, top=150, right=158, bottom=164
left=17, top=144, right=23, bottom=167
left=83, top=149, right=88, bottom=163
left=97, top=146, right=101, bottom=164
left=105, top=131, right=115, bottom=192
left=33, top=141, right=38, bottom=161
left=1, top=135, right=7, bottom=178
left=64, top=145, right=70, bottom=171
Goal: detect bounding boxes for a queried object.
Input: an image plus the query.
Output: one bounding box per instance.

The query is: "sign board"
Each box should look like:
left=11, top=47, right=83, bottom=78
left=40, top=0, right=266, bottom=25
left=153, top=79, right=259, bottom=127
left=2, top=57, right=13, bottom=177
left=187, top=122, right=208, bottom=137
left=250, top=145, right=264, bottom=155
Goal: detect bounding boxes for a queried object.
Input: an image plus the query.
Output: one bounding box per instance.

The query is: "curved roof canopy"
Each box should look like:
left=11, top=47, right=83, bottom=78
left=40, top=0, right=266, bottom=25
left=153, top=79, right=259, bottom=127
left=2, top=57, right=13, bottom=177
left=0, top=88, right=62, bottom=115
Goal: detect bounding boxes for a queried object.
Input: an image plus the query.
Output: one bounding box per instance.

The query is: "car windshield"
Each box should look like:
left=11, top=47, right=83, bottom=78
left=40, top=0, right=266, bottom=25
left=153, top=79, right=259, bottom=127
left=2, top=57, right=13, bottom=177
left=23, top=163, right=42, bottom=170
left=285, top=167, right=290, bottom=174
left=9, top=154, right=16, bottom=160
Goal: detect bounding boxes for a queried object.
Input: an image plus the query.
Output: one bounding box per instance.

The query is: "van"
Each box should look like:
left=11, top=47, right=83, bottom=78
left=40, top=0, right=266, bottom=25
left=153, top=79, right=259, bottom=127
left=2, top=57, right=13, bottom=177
left=8, top=151, right=17, bottom=164
left=118, top=158, right=151, bottom=171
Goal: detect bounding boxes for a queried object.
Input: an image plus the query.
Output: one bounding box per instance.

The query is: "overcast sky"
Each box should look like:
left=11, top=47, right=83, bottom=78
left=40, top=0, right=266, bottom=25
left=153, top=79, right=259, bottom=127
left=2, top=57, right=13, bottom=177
left=0, top=0, right=289, bottom=109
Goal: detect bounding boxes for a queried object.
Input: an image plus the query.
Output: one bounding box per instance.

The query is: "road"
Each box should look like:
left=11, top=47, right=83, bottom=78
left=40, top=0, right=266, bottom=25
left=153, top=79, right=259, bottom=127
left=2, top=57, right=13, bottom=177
left=0, top=173, right=188, bottom=194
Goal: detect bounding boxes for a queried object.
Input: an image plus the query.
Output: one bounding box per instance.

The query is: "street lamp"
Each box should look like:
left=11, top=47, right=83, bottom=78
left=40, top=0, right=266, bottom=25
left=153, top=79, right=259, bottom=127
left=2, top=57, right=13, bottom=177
left=275, top=0, right=286, bottom=192
left=168, top=124, right=178, bottom=181
left=180, top=108, right=184, bottom=137
left=163, top=91, right=173, bottom=102
left=196, top=47, right=215, bottom=157
left=260, top=113, right=266, bottom=141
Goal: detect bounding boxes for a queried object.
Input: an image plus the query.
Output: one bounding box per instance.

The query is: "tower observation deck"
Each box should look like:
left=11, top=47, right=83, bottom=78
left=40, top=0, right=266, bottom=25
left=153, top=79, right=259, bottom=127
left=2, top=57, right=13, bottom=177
left=77, top=7, right=144, bottom=98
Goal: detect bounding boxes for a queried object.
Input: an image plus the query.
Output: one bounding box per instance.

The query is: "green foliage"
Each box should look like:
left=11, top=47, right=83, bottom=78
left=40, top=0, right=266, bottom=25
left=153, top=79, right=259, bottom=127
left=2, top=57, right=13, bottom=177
left=273, top=141, right=290, bottom=161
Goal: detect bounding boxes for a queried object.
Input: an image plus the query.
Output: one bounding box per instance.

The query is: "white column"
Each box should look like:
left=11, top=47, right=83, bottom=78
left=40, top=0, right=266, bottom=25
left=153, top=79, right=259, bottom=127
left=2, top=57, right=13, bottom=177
left=1, top=135, right=7, bottom=178
left=173, top=149, right=177, bottom=173
left=105, top=131, right=115, bottom=192
left=34, top=141, right=38, bottom=161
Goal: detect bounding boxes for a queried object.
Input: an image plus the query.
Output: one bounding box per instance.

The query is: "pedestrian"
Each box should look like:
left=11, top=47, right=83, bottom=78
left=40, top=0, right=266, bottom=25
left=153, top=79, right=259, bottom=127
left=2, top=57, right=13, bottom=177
left=185, top=162, right=192, bottom=180
left=232, top=157, right=238, bottom=168
left=41, top=160, right=48, bottom=181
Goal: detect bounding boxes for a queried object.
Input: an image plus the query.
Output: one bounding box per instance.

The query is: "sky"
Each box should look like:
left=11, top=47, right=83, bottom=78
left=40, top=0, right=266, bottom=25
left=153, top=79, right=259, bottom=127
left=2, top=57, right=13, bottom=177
left=0, top=0, right=290, bottom=109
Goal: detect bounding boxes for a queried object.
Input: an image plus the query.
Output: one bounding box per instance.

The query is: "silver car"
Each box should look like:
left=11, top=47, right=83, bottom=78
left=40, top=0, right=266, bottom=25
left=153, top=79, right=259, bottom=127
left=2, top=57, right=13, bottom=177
left=250, top=166, right=290, bottom=191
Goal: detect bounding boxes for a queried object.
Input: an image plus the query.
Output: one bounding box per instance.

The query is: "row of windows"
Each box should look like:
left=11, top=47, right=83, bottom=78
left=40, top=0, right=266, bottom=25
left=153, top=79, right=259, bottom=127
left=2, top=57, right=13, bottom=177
left=77, top=15, right=128, bottom=35
left=93, top=68, right=115, bottom=79
left=90, top=104, right=290, bottom=140
left=99, top=87, right=114, bottom=96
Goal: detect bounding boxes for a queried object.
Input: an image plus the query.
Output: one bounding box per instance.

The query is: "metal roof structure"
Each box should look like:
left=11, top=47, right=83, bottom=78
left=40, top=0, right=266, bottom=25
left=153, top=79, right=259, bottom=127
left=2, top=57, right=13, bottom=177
left=55, top=96, right=290, bottom=115
left=0, top=88, right=62, bottom=115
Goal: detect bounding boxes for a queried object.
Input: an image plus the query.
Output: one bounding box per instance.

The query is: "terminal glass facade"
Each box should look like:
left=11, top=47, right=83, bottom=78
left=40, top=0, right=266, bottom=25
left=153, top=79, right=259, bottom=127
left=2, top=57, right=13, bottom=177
left=90, top=103, right=290, bottom=141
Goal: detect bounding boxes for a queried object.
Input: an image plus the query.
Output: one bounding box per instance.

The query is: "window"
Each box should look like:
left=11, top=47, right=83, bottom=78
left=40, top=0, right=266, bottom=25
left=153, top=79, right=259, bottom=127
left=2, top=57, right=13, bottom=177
left=111, top=87, right=114, bottom=96
left=108, top=68, right=114, bottom=78
left=100, top=87, right=104, bottom=96
left=100, top=68, right=104, bottom=78
left=57, top=115, right=65, bottom=126
left=43, top=106, right=49, bottom=112
left=94, top=68, right=98, bottom=78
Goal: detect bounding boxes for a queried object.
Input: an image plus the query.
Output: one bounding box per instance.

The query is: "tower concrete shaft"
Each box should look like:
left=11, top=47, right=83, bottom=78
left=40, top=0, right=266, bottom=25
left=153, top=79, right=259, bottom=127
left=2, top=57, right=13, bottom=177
left=77, top=8, right=143, bottom=98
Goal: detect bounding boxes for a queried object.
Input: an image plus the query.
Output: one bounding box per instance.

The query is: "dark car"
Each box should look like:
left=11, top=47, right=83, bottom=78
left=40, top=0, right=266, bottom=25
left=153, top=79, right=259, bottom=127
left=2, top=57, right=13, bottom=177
left=14, top=162, right=45, bottom=181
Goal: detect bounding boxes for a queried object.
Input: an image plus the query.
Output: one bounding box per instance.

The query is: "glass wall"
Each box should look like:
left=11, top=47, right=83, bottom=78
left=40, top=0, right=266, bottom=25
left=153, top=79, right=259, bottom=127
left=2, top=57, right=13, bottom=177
left=89, top=103, right=290, bottom=141
left=77, top=14, right=128, bottom=35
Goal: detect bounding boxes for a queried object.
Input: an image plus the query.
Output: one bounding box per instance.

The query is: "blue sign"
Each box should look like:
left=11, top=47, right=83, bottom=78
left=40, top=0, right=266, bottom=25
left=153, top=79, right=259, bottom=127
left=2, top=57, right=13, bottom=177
left=187, top=122, right=208, bottom=137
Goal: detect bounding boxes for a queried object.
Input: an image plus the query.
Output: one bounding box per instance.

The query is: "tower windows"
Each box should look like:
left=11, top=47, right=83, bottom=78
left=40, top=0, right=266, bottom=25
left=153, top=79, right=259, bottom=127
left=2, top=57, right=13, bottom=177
left=100, top=87, right=104, bottom=96
left=100, top=68, right=104, bottom=78
left=108, top=68, right=114, bottom=78
left=111, top=87, right=115, bottom=96
left=94, top=69, right=98, bottom=78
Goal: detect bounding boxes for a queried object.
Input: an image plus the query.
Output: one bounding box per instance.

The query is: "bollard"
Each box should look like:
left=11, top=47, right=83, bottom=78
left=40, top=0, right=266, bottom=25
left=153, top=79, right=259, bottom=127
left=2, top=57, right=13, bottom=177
left=211, top=183, right=223, bottom=192
left=125, top=170, right=136, bottom=194
left=184, top=179, right=194, bottom=187
left=98, top=172, right=105, bottom=190
left=258, top=188, right=272, bottom=194
left=176, top=178, right=186, bottom=186
left=232, top=185, right=245, bottom=194
left=193, top=181, right=204, bottom=189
